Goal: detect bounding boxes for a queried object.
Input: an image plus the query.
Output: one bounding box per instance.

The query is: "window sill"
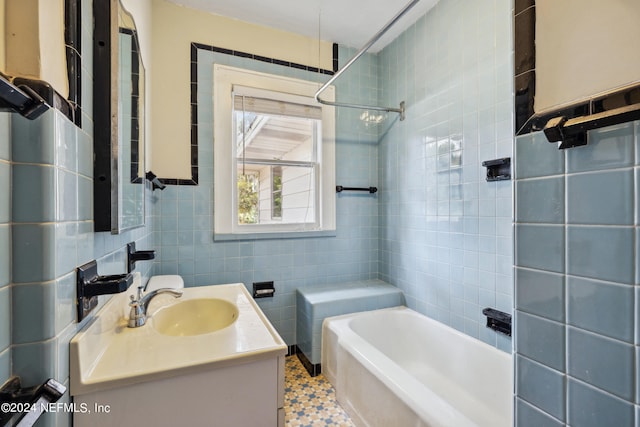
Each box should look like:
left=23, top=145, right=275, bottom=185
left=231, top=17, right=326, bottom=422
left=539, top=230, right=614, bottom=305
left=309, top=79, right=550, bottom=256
left=213, top=229, right=337, bottom=242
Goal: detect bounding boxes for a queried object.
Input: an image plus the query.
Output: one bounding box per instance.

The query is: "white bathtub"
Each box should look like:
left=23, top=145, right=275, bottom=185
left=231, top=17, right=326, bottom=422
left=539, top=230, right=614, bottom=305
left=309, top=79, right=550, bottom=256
left=322, top=307, right=513, bottom=427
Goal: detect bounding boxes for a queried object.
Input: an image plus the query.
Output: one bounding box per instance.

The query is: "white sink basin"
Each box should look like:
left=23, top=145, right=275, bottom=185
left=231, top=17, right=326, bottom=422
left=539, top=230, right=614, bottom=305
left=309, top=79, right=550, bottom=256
left=152, top=298, right=239, bottom=336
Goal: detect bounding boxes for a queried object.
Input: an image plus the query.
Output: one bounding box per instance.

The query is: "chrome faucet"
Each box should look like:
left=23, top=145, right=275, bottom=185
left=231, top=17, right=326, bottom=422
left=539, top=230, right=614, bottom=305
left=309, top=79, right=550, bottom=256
left=128, top=286, right=183, bottom=328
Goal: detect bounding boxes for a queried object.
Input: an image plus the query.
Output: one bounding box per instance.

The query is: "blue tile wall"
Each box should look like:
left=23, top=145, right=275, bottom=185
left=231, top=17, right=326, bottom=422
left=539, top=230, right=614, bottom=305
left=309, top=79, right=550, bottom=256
left=515, top=267, right=565, bottom=321
left=568, top=378, right=635, bottom=427
left=517, top=355, right=566, bottom=421
left=514, top=122, right=640, bottom=425
left=376, top=0, right=514, bottom=351
left=0, top=112, right=10, bottom=387
left=516, top=177, right=564, bottom=224
left=0, top=159, right=10, bottom=224
left=567, top=276, right=634, bottom=342
left=566, top=169, right=633, bottom=225
left=516, top=311, right=565, bottom=371
left=4, top=1, right=157, bottom=425
left=8, top=108, right=156, bottom=426
left=153, top=46, right=380, bottom=345
left=567, top=225, right=634, bottom=284
left=568, top=327, right=634, bottom=401
left=516, top=398, right=564, bottom=427
left=0, top=286, right=9, bottom=386
left=516, top=224, right=564, bottom=273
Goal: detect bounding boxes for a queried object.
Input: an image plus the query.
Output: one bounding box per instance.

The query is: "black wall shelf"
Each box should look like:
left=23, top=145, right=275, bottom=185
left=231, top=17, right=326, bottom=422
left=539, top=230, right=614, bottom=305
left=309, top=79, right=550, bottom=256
left=482, top=307, right=512, bottom=337
left=482, top=158, right=511, bottom=182
left=544, top=102, right=640, bottom=149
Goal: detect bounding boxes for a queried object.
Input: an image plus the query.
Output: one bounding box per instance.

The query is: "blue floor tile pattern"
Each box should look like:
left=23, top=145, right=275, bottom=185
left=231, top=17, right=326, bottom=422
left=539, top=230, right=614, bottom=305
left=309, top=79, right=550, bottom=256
left=285, top=356, right=355, bottom=426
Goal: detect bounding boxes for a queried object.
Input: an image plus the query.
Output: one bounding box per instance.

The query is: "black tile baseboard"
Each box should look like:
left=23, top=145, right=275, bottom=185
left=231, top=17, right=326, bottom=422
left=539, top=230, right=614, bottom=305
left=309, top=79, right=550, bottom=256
left=295, top=346, right=322, bottom=377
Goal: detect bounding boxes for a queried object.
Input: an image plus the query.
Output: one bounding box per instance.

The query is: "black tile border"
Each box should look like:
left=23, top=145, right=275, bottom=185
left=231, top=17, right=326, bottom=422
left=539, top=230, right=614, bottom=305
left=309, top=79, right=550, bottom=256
left=514, top=1, right=535, bottom=134
left=191, top=42, right=337, bottom=77
left=120, top=28, right=144, bottom=185
left=64, top=0, right=81, bottom=126
left=158, top=42, right=338, bottom=187
left=514, top=0, right=535, bottom=16
left=287, top=345, right=297, bottom=357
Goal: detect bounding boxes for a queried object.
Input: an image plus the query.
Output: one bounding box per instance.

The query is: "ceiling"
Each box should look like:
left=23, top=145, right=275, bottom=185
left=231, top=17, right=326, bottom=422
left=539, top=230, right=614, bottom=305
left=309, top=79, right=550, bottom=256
left=165, top=0, right=439, bottom=52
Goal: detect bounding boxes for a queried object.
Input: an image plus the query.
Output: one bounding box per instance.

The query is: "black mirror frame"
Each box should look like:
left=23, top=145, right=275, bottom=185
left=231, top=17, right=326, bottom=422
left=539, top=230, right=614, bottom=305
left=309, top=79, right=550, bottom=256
left=93, top=0, right=145, bottom=233
left=93, top=0, right=119, bottom=232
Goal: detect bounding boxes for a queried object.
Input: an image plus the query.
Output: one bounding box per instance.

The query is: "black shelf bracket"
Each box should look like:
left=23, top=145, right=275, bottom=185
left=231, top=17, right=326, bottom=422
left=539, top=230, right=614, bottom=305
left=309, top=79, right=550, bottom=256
left=127, top=242, right=156, bottom=273
left=0, top=73, right=49, bottom=120
left=544, top=102, right=640, bottom=150
left=76, top=260, right=133, bottom=321
left=0, top=377, right=66, bottom=426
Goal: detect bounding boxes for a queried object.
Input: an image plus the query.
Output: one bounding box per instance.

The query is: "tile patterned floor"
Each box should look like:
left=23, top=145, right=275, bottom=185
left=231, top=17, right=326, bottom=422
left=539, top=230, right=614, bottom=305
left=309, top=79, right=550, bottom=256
left=284, top=355, right=355, bottom=427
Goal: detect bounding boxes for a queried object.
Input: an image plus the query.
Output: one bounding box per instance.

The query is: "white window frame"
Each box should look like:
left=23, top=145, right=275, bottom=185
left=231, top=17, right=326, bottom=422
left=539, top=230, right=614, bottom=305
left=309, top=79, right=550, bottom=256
left=213, top=64, right=336, bottom=238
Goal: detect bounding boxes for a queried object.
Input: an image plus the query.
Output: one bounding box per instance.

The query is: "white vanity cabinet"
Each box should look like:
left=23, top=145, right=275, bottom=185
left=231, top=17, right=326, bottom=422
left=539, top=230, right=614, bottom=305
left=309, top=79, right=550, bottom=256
left=73, top=355, right=285, bottom=427
left=70, top=282, right=287, bottom=427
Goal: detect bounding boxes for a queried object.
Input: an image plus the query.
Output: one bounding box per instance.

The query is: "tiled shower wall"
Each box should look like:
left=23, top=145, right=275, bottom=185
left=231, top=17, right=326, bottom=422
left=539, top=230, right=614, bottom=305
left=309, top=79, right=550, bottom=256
left=514, top=124, right=640, bottom=426
left=377, top=0, right=514, bottom=350
left=152, top=46, right=379, bottom=344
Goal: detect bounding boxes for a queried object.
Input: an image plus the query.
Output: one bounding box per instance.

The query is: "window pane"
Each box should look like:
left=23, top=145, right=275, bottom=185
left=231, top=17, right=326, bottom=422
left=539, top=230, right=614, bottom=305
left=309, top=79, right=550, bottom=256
left=235, top=111, right=317, bottom=162
left=234, top=108, right=319, bottom=228
left=236, top=164, right=315, bottom=225
left=237, top=172, right=259, bottom=224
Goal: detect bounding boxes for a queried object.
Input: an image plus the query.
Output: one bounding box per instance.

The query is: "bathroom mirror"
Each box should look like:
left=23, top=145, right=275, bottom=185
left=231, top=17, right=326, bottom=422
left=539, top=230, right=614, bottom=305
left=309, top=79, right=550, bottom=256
left=93, top=0, right=146, bottom=233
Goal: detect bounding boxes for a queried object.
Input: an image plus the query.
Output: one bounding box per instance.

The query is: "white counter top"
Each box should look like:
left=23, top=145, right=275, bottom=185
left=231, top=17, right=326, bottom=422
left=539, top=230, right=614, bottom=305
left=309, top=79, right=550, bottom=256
left=70, top=282, right=287, bottom=396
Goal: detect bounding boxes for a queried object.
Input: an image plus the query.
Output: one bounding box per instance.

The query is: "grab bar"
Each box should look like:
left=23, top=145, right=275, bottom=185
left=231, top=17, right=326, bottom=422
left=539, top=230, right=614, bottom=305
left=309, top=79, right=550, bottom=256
left=336, top=186, right=378, bottom=194
left=314, top=0, right=423, bottom=121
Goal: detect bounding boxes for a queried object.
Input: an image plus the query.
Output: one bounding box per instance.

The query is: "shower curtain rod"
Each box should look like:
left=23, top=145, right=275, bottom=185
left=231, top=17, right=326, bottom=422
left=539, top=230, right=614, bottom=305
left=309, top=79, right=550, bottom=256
left=314, top=0, right=422, bottom=121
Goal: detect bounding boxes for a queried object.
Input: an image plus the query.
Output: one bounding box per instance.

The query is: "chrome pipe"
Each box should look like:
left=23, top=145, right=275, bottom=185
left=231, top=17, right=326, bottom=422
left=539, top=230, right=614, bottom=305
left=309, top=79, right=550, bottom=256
left=314, top=0, right=422, bottom=121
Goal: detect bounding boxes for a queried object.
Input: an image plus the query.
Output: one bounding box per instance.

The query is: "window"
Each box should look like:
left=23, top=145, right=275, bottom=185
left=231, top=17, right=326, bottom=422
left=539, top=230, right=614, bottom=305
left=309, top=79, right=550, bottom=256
left=234, top=88, right=320, bottom=226
left=213, top=65, right=336, bottom=238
